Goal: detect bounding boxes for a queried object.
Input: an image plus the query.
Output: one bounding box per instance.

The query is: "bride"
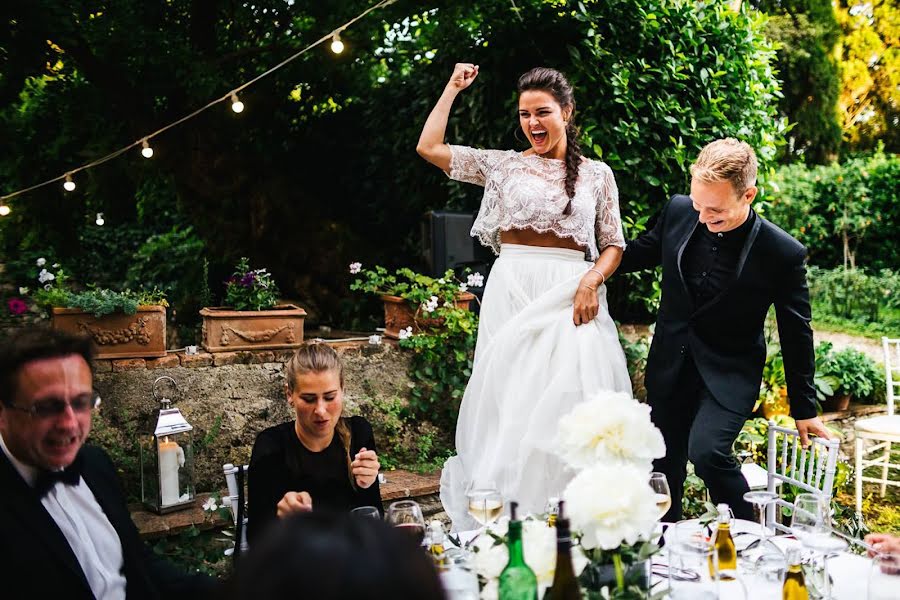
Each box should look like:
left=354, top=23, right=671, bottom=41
left=416, top=63, right=633, bottom=530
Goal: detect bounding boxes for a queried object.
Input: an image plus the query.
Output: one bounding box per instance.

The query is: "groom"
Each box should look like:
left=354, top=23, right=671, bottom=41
left=618, top=138, right=830, bottom=521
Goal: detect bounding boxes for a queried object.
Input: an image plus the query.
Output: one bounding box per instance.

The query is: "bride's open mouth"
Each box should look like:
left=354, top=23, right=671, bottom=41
left=531, top=129, right=548, bottom=146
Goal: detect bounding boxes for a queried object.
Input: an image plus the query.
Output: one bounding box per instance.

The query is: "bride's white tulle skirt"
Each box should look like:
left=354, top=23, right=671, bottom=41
left=440, top=244, right=633, bottom=532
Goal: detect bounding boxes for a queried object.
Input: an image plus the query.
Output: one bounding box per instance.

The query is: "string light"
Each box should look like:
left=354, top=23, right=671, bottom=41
left=330, top=33, right=345, bottom=54
left=141, top=139, right=154, bottom=158
left=230, top=92, right=245, bottom=113
left=0, top=0, right=396, bottom=205
left=95, top=212, right=105, bottom=226
left=0, top=203, right=10, bottom=216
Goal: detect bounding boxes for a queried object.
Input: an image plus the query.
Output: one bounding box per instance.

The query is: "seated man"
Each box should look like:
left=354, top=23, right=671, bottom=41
left=0, top=328, right=218, bottom=599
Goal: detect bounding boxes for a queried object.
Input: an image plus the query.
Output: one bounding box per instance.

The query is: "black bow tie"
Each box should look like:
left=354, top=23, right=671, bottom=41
left=34, top=455, right=83, bottom=497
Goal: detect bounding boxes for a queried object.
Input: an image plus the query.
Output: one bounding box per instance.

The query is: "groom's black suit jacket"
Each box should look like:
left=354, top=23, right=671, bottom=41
left=619, top=194, right=817, bottom=420
left=0, top=444, right=215, bottom=600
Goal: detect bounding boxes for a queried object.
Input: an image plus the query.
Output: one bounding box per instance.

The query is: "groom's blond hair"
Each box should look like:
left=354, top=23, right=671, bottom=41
left=690, top=138, right=758, bottom=195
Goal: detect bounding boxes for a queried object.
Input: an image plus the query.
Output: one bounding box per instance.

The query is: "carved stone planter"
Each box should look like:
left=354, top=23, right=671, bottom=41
left=381, top=292, right=475, bottom=339
left=199, top=304, right=307, bottom=352
left=51, top=305, right=167, bottom=359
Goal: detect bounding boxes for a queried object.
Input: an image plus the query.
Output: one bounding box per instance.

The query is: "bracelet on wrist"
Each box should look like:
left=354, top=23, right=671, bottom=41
left=589, top=268, right=606, bottom=286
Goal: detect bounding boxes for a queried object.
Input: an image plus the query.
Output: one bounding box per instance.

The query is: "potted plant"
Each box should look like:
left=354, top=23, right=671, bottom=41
left=31, top=259, right=169, bottom=359
left=199, top=257, right=306, bottom=352
left=349, top=262, right=480, bottom=339
left=817, top=342, right=884, bottom=411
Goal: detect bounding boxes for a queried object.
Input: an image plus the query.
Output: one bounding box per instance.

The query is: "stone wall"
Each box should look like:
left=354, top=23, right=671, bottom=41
left=89, top=341, right=412, bottom=496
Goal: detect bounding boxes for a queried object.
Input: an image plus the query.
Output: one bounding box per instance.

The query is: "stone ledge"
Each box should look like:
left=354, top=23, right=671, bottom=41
left=821, top=403, right=888, bottom=423
left=94, top=338, right=400, bottom=372
left=131, top=469, right=440, bottom=540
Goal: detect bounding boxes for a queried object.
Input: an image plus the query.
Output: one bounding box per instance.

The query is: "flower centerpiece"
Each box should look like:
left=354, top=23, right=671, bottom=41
left=28, top=258, right=169, bottom=359
left=469, top=390, right=666, bottom=599
left=200, top=257, right=307, bottom=352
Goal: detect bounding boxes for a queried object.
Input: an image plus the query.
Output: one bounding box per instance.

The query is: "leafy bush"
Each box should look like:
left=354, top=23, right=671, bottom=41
left=223, top=257, right=280, bottom=311
left=760, top=151, right=900, bottom=271
left=806, top=266, right=900, bottom=337
left=817, top=343, right=886, bottom=403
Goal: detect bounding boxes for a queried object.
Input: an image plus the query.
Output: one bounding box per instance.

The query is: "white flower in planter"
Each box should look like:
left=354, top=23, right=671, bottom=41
left=467, top=272, right=484, bottom=287
left=36, top=257, right=46, bottom=267
left=398, top=326, right=413, bottom=340
left=458, top=283, right=468, bottom=293
left=554, top=390, right=665, bottom=471
left=349, top=262, right=362, bottom=274
left=37, top=269, right=55, bottom=284
left=19, top=287, right=29, bottom=295
left=564, top=464, right=658, bottom=551
left=421, top=295, right=439, bottom=313
left=202, top=496, right=219, bottom=512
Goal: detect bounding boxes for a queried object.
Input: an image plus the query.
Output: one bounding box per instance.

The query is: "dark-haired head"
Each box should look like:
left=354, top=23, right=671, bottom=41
left=0, top=327, right=94, bottom=407
left=229, top=511, right=447, bottom=600
left=517, top=67, right=583, bottom=213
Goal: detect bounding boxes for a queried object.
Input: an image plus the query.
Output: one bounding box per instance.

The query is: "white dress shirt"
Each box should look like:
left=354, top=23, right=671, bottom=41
left=0, top=433, right=127, bottom=599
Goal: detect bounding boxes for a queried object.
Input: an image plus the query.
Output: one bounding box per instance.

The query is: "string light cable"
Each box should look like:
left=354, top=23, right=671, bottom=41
left=0, top=0, right=395, bottom=205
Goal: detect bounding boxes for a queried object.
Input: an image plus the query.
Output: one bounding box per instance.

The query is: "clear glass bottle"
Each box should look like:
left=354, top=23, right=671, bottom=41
left=498, top=501, right=538, bottom=600
left=782, top=547, right=809, bottom=600
left=548, top=501, right=580, bottom=600
left=709, top=503, right=737, bottom=577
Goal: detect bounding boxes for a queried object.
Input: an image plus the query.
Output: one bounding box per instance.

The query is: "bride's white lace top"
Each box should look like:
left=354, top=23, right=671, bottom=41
left=447, top=145, right=626, bottom=260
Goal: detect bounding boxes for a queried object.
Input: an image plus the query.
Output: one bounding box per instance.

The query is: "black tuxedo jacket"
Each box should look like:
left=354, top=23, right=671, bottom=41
left=0, top=444, right=215, bottom=600
left=619, top=194, right=817, bottom=420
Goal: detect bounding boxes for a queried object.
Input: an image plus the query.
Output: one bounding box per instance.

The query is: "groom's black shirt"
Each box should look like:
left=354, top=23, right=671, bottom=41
left=682, top=211, right=756, bottom=306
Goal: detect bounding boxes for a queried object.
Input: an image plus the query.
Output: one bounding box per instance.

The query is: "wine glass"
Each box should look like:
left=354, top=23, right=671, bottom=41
left=387, top=500, right=426, bottom=546
left=350, top=505, right=381, bottom=520
left=742, top=490, right=780, bottom=560
left=791, top=493, right=847, bottom=599
left=650, top=472, right=672, bottom=520
left=868, top=552, right=900, bottom=600
left=749, top=552, right=787, bottom=596
left=466, top=480, right=502, bottom=530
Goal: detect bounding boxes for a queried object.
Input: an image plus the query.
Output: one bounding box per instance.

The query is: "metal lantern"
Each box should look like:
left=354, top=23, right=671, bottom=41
left=141, top=376, right=195, bottom=514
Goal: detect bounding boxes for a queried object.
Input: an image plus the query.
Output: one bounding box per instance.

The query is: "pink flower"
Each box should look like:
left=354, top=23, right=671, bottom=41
left=7, top=297, right=27, bottom=315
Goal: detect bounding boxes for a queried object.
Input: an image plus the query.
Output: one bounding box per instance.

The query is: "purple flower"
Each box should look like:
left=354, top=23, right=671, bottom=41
left=240, top=272, right=256, bottom=287
left=7, top=297, right=27, bottom=315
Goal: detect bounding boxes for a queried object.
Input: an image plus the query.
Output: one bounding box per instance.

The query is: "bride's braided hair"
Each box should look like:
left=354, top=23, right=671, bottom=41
left=517, top=67, right=582, bottom=215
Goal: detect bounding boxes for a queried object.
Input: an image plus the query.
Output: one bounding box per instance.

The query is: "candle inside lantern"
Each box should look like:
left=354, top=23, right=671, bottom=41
left=158, top=436, right=185, bottom=506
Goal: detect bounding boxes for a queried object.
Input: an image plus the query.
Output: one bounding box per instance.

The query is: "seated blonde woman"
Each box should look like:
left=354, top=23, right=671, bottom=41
left=247, top=343, right=382, bottom=544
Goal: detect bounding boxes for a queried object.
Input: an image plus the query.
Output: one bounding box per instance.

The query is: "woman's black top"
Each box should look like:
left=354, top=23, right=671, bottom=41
left=247, top=416, right=383, bottom=544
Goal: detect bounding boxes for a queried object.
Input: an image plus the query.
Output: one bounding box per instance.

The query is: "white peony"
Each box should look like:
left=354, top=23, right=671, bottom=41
left=564, top=464, right=659, bottom=550
left=470, top=515, right=588, bottom=598
left=554, top=390, right=665, bottom=471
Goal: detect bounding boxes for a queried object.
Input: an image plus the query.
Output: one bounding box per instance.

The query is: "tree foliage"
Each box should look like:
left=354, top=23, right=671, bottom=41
left=1, top=0, right=786, bottom=324
left=754, top=0, right=843, bottom=163
left=836, top=0, right=900, bottom=152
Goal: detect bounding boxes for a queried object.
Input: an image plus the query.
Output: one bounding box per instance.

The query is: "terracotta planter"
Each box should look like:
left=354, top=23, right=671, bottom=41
left=199, top=304, right=307, bottom=352
left=822, top=393, right=852, bottom=413
left=381, top=292, right=476, bottom=339
left=51, top=305, right=167, bottom=359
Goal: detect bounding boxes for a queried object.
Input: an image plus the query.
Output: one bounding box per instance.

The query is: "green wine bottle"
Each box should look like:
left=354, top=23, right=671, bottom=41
left=499, top=501, right=538, bottom=600
left=548, top=501, right=581, bottom=600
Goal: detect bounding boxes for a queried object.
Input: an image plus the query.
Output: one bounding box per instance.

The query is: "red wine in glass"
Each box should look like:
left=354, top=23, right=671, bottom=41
left=396, top=522, right=425, bottom=545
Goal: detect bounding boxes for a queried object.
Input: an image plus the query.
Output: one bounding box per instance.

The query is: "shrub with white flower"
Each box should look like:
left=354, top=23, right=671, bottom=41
left=467, top=272, right=485, bottom=287
left=349, top=262, right=362, bottom=274
left=421, top=295, right=439, bottom=313
left=38, top=269, right=55, bottom=284
left=471, top=515, right=588, bottom=600
left=554, top=390, right=665, bottom=471
left=398, top=326, right=413, bottom=340
left=36, top=257, right=46, bottom=267
left=202, top=496, right=219, bottom=512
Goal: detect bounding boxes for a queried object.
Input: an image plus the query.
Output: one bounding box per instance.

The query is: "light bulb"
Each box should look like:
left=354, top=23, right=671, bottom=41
left=95, top=212, right=105, bottom=226
left=63, top=174, right=76, bottom=192
left=141, top=139, right=154, bottom=158
left=230, top=92, right=244, bottom=113
left=0, top=204, right=10, bottom=216
left=330, top=33, right=344, bottom=54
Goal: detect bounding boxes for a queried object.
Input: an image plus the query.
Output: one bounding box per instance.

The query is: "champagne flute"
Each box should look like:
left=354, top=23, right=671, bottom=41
left=387, top=500, right=426, bottom=546
left=650, top=472, right=672, bottom=520
left=742, top=490, right=779, bottom=561
left=466, top=481, right=503, bottom=530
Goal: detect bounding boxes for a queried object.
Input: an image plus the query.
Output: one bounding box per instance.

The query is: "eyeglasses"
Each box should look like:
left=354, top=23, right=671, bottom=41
left=7, top=391, right=101, bottom=420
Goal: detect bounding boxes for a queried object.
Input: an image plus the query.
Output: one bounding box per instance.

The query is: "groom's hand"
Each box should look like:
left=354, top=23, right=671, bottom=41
left=795, top=416, right=831, bottom=447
